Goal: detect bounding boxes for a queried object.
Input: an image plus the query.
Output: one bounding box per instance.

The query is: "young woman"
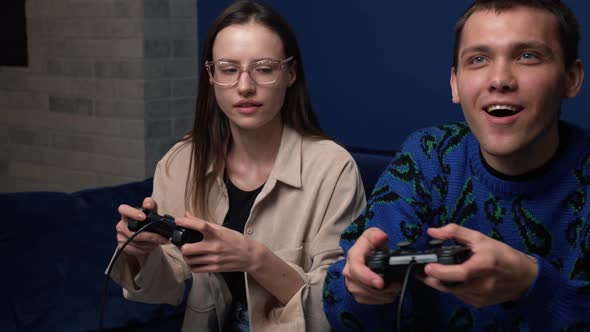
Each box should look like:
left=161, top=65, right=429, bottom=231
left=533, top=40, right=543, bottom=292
left=109, top=1, right=366, bottom=331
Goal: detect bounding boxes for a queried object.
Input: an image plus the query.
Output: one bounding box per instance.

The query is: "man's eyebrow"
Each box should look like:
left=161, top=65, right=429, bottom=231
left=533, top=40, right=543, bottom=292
left=459, top=45, right=491, bottom=59
left=512, top=41, right=555, bottom=55
left=459, top=41, right=555, bottom=58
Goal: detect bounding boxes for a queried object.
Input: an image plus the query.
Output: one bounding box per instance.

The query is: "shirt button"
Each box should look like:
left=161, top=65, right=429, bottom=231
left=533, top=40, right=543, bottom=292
left=246, top=228, right=253, bottom=235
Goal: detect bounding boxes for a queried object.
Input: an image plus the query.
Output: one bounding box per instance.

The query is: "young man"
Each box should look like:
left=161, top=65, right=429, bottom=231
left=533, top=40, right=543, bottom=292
left=323, top=0, right=589, bottom=330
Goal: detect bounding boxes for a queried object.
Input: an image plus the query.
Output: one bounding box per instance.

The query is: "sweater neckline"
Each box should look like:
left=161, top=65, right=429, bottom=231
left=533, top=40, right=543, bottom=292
left=468, top=122, right=585, bottom=196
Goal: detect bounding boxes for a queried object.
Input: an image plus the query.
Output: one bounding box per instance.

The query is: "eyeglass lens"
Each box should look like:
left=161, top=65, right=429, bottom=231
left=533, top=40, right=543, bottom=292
left=211, top=61, right=282, bottom=85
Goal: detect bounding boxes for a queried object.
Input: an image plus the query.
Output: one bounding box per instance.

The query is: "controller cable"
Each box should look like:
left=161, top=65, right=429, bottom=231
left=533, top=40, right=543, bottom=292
left=396, top=261, right=416, bottom=332
left=98, top=220, right=157, bottom=332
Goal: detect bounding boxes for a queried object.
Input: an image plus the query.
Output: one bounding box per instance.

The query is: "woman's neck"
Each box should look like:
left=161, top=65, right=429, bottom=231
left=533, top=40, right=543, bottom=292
left=226, top=119, right=283, bottom=191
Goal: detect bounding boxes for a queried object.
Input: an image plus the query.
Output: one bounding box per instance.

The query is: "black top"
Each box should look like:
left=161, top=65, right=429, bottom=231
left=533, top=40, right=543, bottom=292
left=480, top=124, right=568, bottom=182
left=221, top=176, right=264, bottom=306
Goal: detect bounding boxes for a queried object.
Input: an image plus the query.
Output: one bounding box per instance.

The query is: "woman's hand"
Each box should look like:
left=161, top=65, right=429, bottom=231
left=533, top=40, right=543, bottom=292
left=115, top=197, right=169, bottom=261
left=174, top=212, right=258, bottom=273
left=175, top=212, right=305, bottom=305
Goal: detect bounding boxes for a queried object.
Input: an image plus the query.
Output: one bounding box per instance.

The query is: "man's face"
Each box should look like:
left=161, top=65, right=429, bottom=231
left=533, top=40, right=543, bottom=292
left=451, top=6, right=583, bottom=175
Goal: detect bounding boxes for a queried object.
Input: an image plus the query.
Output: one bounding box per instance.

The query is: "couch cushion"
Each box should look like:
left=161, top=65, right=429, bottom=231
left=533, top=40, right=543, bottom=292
left=2, top=191, right=72, bottom=332
left=1, top=179, right=185, bottom=332
left=351, top=149, right=392, bottom=195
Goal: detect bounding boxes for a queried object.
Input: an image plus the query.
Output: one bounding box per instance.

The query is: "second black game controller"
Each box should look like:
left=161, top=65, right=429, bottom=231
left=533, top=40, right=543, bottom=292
left=127, top=208, right=203, bottom=246
left=366, top=240, right=472, bottom=286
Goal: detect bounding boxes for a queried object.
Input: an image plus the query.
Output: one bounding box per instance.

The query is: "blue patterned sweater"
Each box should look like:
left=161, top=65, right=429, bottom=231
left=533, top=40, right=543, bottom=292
left=324, top=122, right=590, bottom=331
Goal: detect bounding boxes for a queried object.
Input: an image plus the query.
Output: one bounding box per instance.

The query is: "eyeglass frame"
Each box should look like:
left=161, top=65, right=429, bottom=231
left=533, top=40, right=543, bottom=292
left=204, top=56, right=295, bottom=87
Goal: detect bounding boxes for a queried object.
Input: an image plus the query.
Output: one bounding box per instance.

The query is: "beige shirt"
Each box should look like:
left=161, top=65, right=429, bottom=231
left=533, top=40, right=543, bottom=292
left=109, top=126, right=366, bottom=331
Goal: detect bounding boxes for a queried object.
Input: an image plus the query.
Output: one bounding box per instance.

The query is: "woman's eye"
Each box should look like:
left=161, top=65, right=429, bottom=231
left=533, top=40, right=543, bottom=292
left=219, top=67, right=238, bottom=74
left=255, top=67, right=274, bottom=74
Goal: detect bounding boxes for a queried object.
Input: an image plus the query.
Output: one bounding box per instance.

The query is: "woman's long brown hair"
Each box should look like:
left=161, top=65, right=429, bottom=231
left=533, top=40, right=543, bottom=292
left=175, top=0, right=327, bottom=219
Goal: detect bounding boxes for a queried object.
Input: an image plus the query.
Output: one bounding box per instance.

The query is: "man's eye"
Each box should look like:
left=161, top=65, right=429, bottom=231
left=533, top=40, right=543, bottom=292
left=519, top=52, right=539, bottom=60
left=471, top=56, right=486, bottom=64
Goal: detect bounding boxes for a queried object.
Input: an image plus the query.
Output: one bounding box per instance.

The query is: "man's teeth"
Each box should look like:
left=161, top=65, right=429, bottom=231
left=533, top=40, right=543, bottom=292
left=486, top=105, right=517, bottom=112
left=485, top=105, right=520, bottom=117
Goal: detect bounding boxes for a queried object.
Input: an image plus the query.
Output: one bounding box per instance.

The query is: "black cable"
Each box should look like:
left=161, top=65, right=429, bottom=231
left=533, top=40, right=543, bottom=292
left=396, top=261, right=416, bottom=332
left=98, top=220, right=157, bottom=332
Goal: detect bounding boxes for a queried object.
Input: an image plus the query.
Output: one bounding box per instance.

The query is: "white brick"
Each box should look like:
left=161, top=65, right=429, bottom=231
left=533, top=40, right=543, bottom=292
left=98, top=174, right=143, bottom=187
left=9, top=161, right=100, bottom=189
left=55, top=19, right=142, bottom=38
left=95, top=100, right=145, bottom=119
left=26, top=0, right=50, bottom=19
left=1, top=110, right=29, bottom=127
left=91, top=79, right=145, bottom=100
left=0, top=91, right=49, bottom=109
left=1, top=0, right=198, bottom=192
left=0, top=176, right=70, bottom=193
left=170, top=0, right=196, bottom=18
left=65, top=39, right=143, bottom=58
left=25, top=75, right=68, bottom=95
left=120, top=119, right=145, bottom=139
left=93, top=137, right=145, bottom=158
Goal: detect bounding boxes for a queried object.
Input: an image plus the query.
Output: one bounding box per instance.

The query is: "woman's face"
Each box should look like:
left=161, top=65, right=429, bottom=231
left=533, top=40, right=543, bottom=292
left=210, top=22, right=296, bottom=134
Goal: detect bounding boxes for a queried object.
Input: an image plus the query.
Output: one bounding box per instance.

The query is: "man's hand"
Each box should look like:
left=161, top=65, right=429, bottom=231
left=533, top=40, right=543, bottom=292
left=343, top=227, right=402, bottom=304
left=420, top=223, right=538, bottom=308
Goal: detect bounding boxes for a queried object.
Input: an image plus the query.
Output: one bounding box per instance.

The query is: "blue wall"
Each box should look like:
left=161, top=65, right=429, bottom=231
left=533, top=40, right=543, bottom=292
left=198, top=1, right=590, bottom=152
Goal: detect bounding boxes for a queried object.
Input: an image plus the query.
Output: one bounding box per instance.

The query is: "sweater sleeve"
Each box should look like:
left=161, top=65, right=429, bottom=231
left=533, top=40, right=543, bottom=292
left=324, top=144, right=434, bottom=331
left=516, top=254, right=590, bottom=330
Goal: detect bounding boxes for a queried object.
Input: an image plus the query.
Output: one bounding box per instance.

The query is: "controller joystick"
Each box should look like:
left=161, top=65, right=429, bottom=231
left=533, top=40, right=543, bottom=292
left=127, top=208, right=203, bottom=246
left=366, top=240, right=472, bottom=286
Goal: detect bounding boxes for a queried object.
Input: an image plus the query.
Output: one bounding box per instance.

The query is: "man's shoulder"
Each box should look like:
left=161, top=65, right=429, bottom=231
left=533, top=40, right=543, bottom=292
left=400, top=122, right=472, bottom=154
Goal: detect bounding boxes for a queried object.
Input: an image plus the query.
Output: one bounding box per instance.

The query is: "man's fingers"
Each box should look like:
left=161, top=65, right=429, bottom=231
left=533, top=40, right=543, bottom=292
left=363, top=227, right=390, bottom=251
left=427, top=223, right=482, bottom=247
left=346, top=259, right=384, bottom=288
left=346, top=276, right=400, bottom=304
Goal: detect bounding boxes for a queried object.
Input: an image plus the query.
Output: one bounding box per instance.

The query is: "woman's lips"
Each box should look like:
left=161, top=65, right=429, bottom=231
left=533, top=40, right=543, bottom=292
left=234, top=101, right=262, bottom=114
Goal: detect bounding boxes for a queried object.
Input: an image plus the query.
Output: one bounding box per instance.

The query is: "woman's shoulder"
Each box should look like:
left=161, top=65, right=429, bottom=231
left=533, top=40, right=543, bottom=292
left=301, top=137, right=355, bottom=165
left=159, top=139, right=192, bottom=164
left=301, top=137, right=356, bottom=171
left=154, top=139, right=193, bottom=179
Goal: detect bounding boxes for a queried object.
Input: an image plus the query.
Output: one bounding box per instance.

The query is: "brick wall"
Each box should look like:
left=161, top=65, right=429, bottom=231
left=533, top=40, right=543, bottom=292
left=0, top=0, right=197, bottom=192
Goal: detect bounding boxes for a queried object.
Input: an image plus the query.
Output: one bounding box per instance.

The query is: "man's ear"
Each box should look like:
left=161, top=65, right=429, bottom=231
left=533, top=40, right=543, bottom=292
left=564, top=59, right=584, bottom=99
left=450, top=67, right=461, bottom=104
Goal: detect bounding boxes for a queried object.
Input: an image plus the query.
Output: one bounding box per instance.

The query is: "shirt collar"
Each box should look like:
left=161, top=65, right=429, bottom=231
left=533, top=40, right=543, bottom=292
left=209, top=125, right=303, bottom=189
left=269, top=125, right=302, bottom=188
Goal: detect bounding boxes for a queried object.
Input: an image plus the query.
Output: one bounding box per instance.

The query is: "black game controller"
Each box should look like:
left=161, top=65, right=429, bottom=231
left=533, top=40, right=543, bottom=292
left=128, top=208, right=203, bottom=246
left=366, top=240, right=472, bottom=286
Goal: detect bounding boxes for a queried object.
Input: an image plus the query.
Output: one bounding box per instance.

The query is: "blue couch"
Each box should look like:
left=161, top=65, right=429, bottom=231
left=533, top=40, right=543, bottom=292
left=1, top=149, right=391, bottom=332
